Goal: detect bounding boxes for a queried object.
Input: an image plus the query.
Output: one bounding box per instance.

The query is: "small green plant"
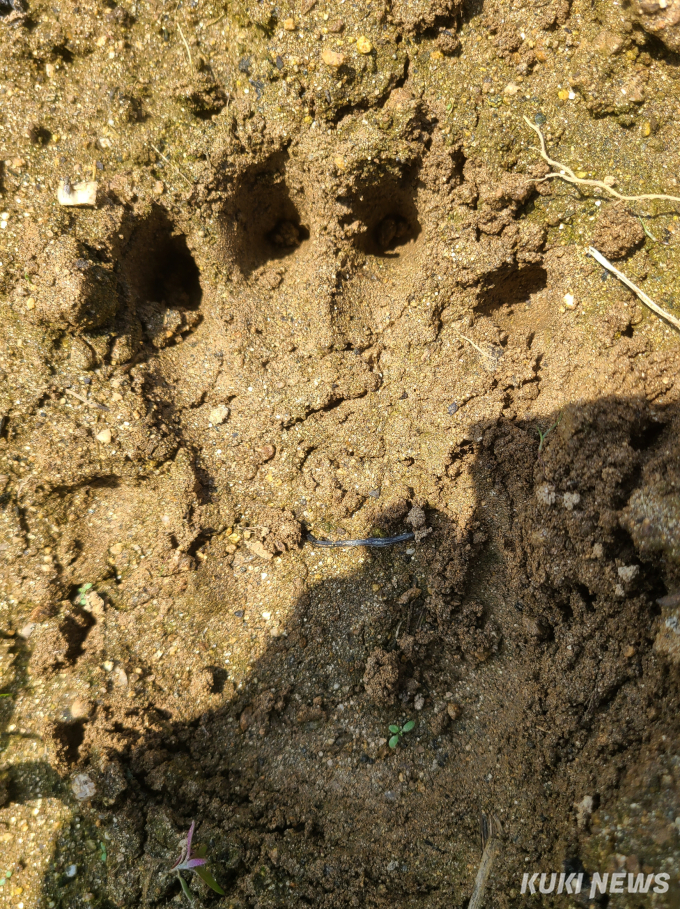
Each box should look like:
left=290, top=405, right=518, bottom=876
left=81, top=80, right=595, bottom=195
left=76, top=582, right=93, bottom=605
left=99, top=841, right=107, bottom=863
left=171, top=821, right=225, bottom=903
left=537, top=412, right=563, bottom=454
left=388, top=720, right=415, bottom=749
left=637, top=215, right=658, bottom=243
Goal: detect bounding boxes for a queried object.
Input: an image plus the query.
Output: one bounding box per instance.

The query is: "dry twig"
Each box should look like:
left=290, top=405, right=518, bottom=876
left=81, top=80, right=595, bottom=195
left=64, top=388, right=110, bottom=411
left=150, top=143, right=193, bottom=186
left=523, top=116, right=680, bottom=206
left=459, top=333, right=498, bottom=362
left=468, top=814, right=502, bottom=909
left=588, top=246, right=680, bottom=332
left=177, top=22, right=193, bottom=67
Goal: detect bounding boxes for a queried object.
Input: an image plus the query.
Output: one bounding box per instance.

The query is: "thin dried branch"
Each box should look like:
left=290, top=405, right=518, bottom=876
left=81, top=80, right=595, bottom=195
left=459, top=333, right=498, bottom=362
left=588, top=246, right=680, bottom=332
left=523, top=116, right=680, bottom=205
left=150, top=143, right=193, bottom=186
left=177, top=22, right=193, bottom=67
left=64, top=388, right=110, bottom=411
left=468, top=814, right=502, bottom=909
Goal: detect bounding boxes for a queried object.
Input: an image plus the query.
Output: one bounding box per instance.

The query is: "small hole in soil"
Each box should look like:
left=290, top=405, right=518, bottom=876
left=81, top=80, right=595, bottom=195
left=576, top=583, right=596, bottom=613
left=347, top=174, right=422, bottom=258
left=51, top=719, right=86, bottom=766
left=475, top=264, right=547, bottom=314
left=53, top=42, right=74, bottom=64
left=221, top=156, right=310, bottom=277
left=124, top=208, right=203, bottom=310
left=629, top=416, right=665, bottom=451
left=28, top=124, right=52, bottom=146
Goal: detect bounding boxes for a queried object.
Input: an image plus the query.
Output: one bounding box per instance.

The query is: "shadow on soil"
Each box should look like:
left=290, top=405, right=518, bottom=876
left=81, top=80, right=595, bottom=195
left=2, top=395, right=680, bottom=908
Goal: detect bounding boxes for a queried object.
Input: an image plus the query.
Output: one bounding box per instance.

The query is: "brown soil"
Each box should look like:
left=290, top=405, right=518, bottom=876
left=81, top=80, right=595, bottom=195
left=1, top=0, right=680, bottom=906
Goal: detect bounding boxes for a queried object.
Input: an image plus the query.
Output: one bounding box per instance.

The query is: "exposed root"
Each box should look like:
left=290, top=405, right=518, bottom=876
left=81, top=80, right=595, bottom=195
left=523, top=116, right=680, bottom=206
left=587, top=246, right=680, bottom=333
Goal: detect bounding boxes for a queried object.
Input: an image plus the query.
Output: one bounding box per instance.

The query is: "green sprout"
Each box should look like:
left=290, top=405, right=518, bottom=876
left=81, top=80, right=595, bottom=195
left=76, top=582, right=93, bottom=606
left=388, top=720, right=415, bottom=749
left=99, top=842, right=107, bottom=863
left=537, top=412, right=563, bottom=454
left=638, top=215, right=658, bottom=243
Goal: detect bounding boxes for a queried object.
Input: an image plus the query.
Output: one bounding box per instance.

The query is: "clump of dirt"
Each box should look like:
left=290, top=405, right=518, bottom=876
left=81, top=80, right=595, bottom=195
left=2, top=0, right=680, bottom=906
left=592, top=203, right=646, bottom=260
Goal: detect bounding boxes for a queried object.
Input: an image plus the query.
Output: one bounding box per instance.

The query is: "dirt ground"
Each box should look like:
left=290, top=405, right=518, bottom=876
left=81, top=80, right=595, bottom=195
left=2, top=0, right=680, bottom=905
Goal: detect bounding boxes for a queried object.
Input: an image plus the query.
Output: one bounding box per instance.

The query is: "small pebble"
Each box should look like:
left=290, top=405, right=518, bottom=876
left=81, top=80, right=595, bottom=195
left=96, top=428, right=112, bottom=444
left=536, top=484, right=556, bottom=506
left=103, top=660, right=114, bottom=672
left=71, top=774, right=96, bottom=800
left=58, top=181, right=98, bottom=207
left=283, top=17, right=296, bottom=29
left=563, top=293, right=576, bottom=310
left=322, top=47, right=345, bottom=66
left=112, top=665, right=128, bottom=688
left=563, top=492, right=580, bottom=510
left=447, top=402, right=458, bottom=415
left=356, top=35, right=372, bottom=53
left=447, top=702, right=461, bottom=720
left=618, top=564, right=639, bottom=583
left=70, top=697, right=93, bottom=719
left=209, top=405, right=230, bottom=425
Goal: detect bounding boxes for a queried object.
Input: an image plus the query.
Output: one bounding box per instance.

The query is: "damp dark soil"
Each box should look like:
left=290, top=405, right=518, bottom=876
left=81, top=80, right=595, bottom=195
left=2, top=0, right=680, bottom=906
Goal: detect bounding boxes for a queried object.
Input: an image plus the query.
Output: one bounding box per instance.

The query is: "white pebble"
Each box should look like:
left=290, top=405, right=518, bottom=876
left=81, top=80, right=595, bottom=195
left=209, top=405, right=230, bottom=425
left=58, top=181, right=98, bottom=207
left=563, top=492, right=581, bottom=511
left=71, top=774, right=95, bottom=801
left=617, top=565, right=639, bottom=584
left=536, top=484, right=556, bottom=506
